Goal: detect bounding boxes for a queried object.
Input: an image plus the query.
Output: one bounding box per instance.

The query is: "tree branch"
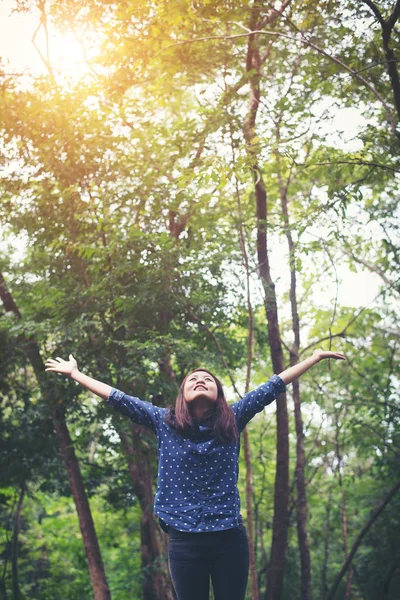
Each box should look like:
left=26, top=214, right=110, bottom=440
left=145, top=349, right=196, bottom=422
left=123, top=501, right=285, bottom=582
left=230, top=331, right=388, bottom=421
left=301, top=159, right=400, bottom=174
left=186, top=306, right=243, bottom=399
left=361, top=0, right=385, bottom=28
left=31, top=1, right=55, bottom=82
left=299, top=273, right=400, bottom=357
left=342, top=247, right=395, bottom=288
left=259, top=0, right=293, bottom=29
left=151, top=28, right=398, bottom=136
left=361, top=0, right=400, bottom=121
left=326, top=478, right=400, bottom=600
left=387, top=0, right=400, bottom=34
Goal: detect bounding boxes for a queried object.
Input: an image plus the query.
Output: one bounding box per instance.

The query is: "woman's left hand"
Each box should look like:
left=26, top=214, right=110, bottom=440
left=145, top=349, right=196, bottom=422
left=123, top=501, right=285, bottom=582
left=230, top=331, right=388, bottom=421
left=313, top=349, right=346, bottom=361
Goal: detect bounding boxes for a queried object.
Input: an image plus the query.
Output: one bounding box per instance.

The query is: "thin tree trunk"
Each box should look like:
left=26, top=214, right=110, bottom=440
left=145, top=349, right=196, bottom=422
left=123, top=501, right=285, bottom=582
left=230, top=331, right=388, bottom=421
left=292, top=375, right=312, bottom=600
left=0, top=581, right=6, bottom=600
left=11, top=483, right=25, bottom=600
left=361, top=0, right=400, bottom=120
left=154, top=350, right=176, bottom=558
left=320, top=497, right=331, bottom=598
left=251, top=167, right=289, bottom=600
left=0, top=529, right=8, bottom=600
left=112, top=357, right=174, bottom=600
left=259, top=521, right=269, bottom=596
left=111, top=366, right=173, bottom=600
left=97, top=204, right=183, bottom=600
left=278, top=157, right=312, bottom=600
left=253, top=147, right=289, bottom=600
left=0, top=272, right=111, bottom=600
left=51, top=403, right=111, bottom=600
left=326, top=477, right=400, bottom=600
left=383, top=561, right=399, bottom=599
left=243, top=429, right=258, bottom=600
left=231, top=111, right=258, bottom=600
left=95, top=199, right=174, bottom=599
left=334, top=411, right=353, bottom=599
left=242, top=5, right=291, bottom=598
left=120, top=429, right=175, bottom=600
left=342, top=488, right=354, bottom=600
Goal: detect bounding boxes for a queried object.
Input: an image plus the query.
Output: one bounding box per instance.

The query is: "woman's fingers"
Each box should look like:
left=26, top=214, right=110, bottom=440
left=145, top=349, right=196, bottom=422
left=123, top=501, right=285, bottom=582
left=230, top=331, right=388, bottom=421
left=325, top=352, right=346, bottom=360
left=45, top=359, right=57, bottom=367
left=315, top=349, right=346, bottom=361
left=45, top=355, right=77, bottom=375
left=45, top=362, right=60, bottom=371
left=45, top=358, right=67, bottom=372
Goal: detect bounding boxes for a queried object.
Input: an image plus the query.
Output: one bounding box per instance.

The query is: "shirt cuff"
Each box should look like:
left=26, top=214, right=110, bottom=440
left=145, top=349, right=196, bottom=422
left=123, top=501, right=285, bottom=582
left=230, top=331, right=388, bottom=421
left=106, top=388, right=124, bottom=407
left=269, top=374, right=286, bottom=394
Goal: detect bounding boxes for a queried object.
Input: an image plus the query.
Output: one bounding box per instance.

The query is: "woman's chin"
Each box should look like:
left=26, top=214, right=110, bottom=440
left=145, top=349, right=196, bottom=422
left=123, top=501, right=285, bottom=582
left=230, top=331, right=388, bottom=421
left=186, top=393, right=216, bottom=404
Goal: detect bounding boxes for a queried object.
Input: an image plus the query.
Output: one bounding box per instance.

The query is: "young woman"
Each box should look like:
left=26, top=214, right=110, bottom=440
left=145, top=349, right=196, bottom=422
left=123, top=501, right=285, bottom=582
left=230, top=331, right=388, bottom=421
left=45, top=349, right=345, bottom=600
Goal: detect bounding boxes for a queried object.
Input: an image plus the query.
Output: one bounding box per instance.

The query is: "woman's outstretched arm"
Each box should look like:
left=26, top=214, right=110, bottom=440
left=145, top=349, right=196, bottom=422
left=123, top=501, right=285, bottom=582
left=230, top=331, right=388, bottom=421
left=279, top=349, right=346, bottom=385
left=45, top=354, right=111, bottom=399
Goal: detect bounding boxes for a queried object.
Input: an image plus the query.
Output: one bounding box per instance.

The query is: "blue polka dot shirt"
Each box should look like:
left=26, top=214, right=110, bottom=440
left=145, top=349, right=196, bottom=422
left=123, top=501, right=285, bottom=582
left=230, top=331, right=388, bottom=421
left=107, top=374, right=286, bottom=532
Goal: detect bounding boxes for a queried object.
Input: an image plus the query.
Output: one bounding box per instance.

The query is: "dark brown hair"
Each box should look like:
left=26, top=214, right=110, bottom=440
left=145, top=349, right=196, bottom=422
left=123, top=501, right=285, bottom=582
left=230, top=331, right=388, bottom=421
left=165, top=368, right=238, bottom=443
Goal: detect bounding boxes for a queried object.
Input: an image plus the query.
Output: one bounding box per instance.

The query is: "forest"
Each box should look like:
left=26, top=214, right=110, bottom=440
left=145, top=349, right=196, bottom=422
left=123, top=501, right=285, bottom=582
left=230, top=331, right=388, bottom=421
left=0, top=1, right=399, bottom=599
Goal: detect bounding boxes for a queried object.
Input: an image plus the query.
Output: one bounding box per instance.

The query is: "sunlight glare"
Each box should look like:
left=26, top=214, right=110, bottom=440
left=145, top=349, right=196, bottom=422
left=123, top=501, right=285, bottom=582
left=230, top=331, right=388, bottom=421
left=51, top=32, right=86, bottom=69
left=0, top=1, right=101, bottom=81
left=38, top=28, right=100, bottom=80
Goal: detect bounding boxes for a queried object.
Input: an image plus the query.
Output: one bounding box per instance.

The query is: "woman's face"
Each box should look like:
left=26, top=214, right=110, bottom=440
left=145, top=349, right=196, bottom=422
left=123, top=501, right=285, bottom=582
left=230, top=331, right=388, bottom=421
left=183, top=370, right=218, bottom=405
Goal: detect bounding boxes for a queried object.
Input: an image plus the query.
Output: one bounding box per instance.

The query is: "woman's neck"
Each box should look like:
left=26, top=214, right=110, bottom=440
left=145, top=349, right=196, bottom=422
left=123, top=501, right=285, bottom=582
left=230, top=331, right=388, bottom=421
left=190, top=399, right=215, bottom=420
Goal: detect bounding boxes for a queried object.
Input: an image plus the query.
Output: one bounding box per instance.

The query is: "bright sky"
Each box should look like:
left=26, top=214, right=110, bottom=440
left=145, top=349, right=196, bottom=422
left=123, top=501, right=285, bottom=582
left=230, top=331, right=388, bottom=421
left=0, top=0, right=385, bottom=312
left=0, top=1, right=44, bottom=74
left=0, top=0, right=98, bottom=79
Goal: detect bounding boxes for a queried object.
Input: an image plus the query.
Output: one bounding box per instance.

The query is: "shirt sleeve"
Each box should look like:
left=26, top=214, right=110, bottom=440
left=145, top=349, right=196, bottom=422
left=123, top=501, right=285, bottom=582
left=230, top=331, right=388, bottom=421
left=106, top=388, right=161, bottom=433
left=232, top=375, right=286, bottom=432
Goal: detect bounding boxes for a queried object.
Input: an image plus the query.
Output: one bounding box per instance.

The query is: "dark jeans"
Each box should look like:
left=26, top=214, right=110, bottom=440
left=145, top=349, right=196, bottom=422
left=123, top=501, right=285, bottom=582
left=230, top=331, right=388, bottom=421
left=168, top=524, right=249, bottom=600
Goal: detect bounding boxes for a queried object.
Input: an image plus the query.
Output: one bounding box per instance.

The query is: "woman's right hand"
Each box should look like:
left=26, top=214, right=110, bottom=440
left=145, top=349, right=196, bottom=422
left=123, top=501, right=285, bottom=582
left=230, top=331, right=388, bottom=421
left=45, top=355, right=111, bottom=399
left=45, top=354, right=78, bottom=377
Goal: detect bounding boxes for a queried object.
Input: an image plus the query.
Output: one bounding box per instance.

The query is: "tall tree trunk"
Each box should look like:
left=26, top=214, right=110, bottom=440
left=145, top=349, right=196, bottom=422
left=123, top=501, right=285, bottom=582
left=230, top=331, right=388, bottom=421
left=242, top=5, right=292, bottom=597
left=96, top=203, right=181, bottom=599
left=231, top=114, right=258, bottom=600
left=11, top=483, right=25, bottom=600
left=114, top=206, right=184, bottom=600
left=111, top=359, right=173, bottom=600
left=0, top=581, right=6, bottom=600
left=95, top=198, right=174, bottom=599
left=259, top=521, right=269, bottom=596
left=383, top=562, right=399, bottom=600
left=361, top=0, right=400, bottom=122
left=334, top=411, right=354, bottom=599
left=244, top=104, right=289, bottom=600
left=111, top=367, right=173, bottom=600
left=342, top=488, right=354, bottom=600
left=51, top=403, right=112, bottom=600
left=255, top=173, right=289, bottom=600
left=0, top=272, right=111, bottom=600
left=320, top=496, right=331, bottom=598
left=243, top=429, right=258, bottom=600
left=120, top=429, right=175, bottom=600
left=247, top=135, right=289, bottom=598
left=278, top=156, right=312, bottom=600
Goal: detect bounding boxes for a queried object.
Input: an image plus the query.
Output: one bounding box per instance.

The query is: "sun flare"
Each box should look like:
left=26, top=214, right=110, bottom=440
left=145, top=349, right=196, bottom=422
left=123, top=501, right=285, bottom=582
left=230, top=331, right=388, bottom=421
left=52, top=32, right=86, bottom=67
left=35, top=26, right=100, bottom=80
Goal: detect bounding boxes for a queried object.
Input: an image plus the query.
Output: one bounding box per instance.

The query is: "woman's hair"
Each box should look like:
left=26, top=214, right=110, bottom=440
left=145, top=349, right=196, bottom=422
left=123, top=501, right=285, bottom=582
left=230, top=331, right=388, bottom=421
left=164, top=368, right=238, bottom=443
